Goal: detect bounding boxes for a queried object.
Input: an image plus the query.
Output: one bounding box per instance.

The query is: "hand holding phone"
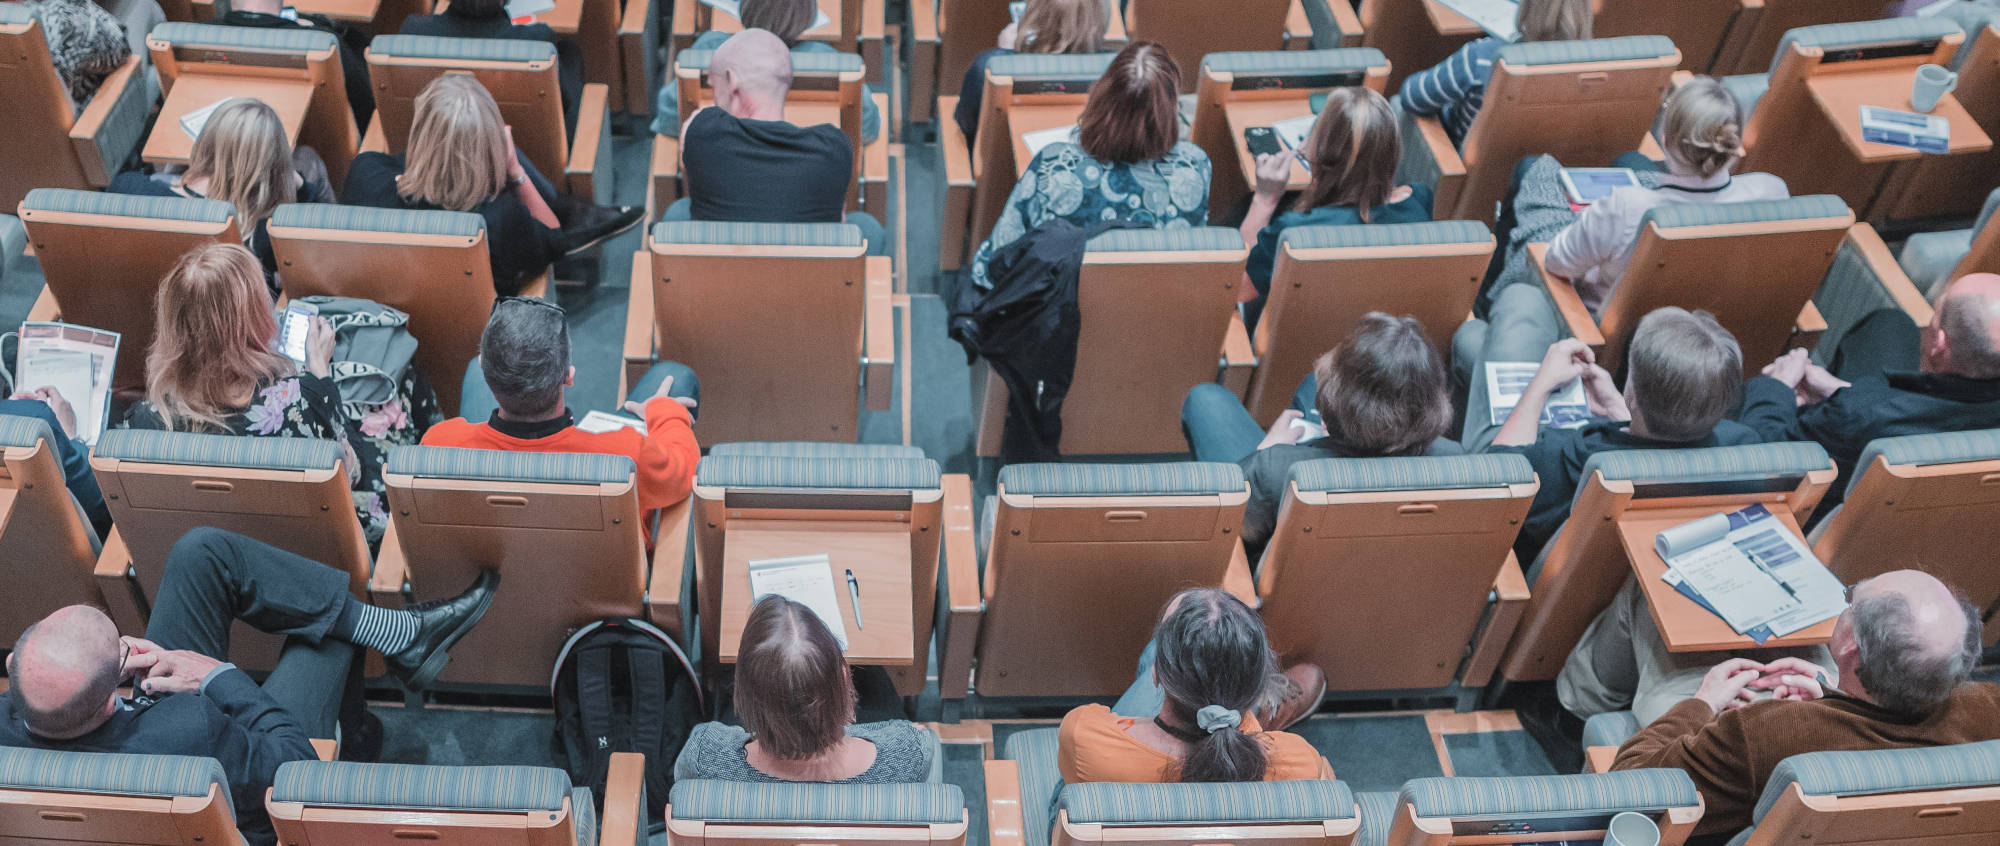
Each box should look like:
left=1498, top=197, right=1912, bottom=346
left=279, top=301, right=319, bottom=366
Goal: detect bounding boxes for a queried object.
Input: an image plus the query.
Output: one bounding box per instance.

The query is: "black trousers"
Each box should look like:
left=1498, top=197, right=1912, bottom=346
left=148, top=528, right=360, bottom=737
left=1829, top=307, right=1922, bottom=382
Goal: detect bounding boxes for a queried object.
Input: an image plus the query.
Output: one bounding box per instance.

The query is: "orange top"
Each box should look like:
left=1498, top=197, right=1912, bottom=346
left=1056, top=704, right=1332, bottom=785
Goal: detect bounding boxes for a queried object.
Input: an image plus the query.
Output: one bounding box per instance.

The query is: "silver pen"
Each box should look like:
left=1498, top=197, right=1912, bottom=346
left=845, top=569, right=865, bottom=630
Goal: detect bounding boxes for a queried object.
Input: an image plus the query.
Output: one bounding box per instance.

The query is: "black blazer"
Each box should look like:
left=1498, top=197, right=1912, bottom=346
left=1739, top=371, right=2000, bottom=511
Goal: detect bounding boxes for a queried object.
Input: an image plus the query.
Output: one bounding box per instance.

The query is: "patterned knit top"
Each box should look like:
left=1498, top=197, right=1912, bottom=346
left=673, top=720, right=933, bottom=784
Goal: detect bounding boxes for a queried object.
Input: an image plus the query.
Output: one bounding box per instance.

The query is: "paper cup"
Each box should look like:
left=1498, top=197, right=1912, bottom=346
left=1912, top=63, right=1959, bottom=113
left=1607, top=811, right=1662, bottom=846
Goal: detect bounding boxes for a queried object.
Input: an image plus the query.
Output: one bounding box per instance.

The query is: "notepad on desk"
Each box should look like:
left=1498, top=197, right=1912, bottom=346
left=1433, top=0, right=1520, bottom=41
left=179, top=99, right=231, bottom=140
left=747, top=553, right=850, bottom=649
left=1655, top=504, right=1846, bottom=640
left=1021, top=124, right=1079, bottom=157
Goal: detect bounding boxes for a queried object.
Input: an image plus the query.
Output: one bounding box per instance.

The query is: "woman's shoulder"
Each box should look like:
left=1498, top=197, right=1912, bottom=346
left=1257, top=729, right=1328, bottom=780
left=1735, top=171, right=1789, bottom=198
left=1164, top=141, right=1211, bottom=167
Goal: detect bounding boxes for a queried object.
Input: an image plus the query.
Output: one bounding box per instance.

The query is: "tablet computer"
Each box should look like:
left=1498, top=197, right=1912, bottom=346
left=1559, top=167, right=1640, bottom=206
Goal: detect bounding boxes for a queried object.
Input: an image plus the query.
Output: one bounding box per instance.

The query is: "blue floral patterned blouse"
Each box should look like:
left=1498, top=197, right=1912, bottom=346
left=969, top=141, right=1212, bottom=289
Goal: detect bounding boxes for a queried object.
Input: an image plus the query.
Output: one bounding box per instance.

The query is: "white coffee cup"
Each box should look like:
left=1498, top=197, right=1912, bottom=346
left=1606, top=811, right=1662, bottom=846
left=1912, top=63, right=1959, bottom=113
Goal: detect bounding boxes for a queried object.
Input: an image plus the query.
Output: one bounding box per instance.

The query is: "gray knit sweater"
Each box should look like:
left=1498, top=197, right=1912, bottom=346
left=672, top=720, right=933, bottom=784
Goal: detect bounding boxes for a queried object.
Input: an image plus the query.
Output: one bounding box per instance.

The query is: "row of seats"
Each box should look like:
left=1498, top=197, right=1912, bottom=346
left=5, top=734, right=1998, bottom=846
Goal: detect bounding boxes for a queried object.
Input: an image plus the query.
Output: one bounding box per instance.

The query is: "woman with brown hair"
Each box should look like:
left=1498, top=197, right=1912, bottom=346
left=675, top=595, right=934, bottom=783
left=953, top=0, right=1107, bottom=142
left=1402, top=0, right=1592, bottom=147
left=118, top=243, right=435, bottom=544
left=968, top=41, right=1210, bottom=290
left=1238, top=86, right=1431, bottom=332
left=648, top=0, right=882, bottom=142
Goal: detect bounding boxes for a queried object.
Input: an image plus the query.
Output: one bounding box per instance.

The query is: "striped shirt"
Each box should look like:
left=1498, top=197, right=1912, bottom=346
left=1400, top=37, right=1504, bottom=147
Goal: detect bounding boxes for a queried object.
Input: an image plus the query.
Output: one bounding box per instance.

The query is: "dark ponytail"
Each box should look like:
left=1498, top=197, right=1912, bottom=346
left=1151, top=588, right=1279, bottom=783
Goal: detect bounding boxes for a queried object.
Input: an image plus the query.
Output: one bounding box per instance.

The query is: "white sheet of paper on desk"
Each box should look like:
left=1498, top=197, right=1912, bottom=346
left=1664, top=540, right=1800, bottom=634
left=1272, top=113, right=1318, bottom=151
left=1022, top=124, right=1079, bottom=157
left=506, top=0, right=556, bottom=18
left=577, top=409, right=645, bottom=433
left=1722, top=505, right=1847, bottom=636
left=179, top=98, right=230, bottom=140
left=1484, top=361, right=1589, bottom=428
left=1433, top=0, right=1519, bottom=41
left=700, top=0, right=832, bottom=32
left=747, top=553, right=850, bottom=650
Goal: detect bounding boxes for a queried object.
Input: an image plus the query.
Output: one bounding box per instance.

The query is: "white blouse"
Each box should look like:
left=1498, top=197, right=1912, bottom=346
left=1544, top=169, right=1790, bottom=315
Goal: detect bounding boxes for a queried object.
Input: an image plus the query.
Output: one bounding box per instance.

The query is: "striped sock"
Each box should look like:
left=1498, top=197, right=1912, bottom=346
left=333, top=597, right=419, bottom=654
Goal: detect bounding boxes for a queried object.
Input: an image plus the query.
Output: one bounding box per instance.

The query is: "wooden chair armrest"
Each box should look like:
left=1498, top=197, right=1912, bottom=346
left=624, top=250, right=656, bottom=376
left=650, top=133, right=682, bottom=213
left=908, top=0, right=939, bottom=121
left=1792, top=299, right=1828, bottom=351
left=1585, top=745, right=1619, bottom=773
left=310, top=738, right=338, bottom=761
left=1670, top=70, right=1695, bottom=89
left=864, top=257, right=895, bottom=411
left=1527, top=243, right=1605, bottom=348
left=938, top=474, right=980, bottom=701
left=360, top=110, right=388, bottom=155
left=939, top=96, right=975, bottom=187
left=68, top=55, right=146, bottom=186
left=647, top=497, right=694, bottom=641
left=1325, top=0, right=1363, bottom=45
left=985, top=760, right=1027, bottom=846
left=369, top=520, right=411, bottom=604
left=93, top=528, right=148, bottom=635
left=565, top=83, right=614, bottom=203
left=27, top=285, right=61, bottom=323
left=600, top=751, right=648, bottom=845
left=1222, top=538, right=1259, bottom=609
left=1219, top=309, right=1256, bottom=399
left=617, top=0, right=656, bottom=115
left=1844, top=222, right=1933, bottom=326
left=1460, top=552, right=1529, bottom=689
left=910, top=0, right=938, bottom=41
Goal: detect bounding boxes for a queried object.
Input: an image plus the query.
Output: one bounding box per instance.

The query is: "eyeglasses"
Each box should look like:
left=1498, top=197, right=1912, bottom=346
left=492, top=296, right=564, bottom=316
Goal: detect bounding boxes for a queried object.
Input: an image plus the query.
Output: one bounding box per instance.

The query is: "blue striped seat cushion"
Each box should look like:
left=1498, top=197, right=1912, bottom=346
left=1062, top=780, right=1357, bottom=824
left=1857, top=428, right=2000, bottom=473
left=385, top=445, right=635, bottom=484
left=572, top=787, right=597, bottom=845
left=0, top=748, right=226, bottom=799
left=1582, top=712, right=1642, bottom=750
left=1497, top=35, right=1676, bottom=67
left=0, top=413, right=57, bottom=450
left=1774, top=18, right=1962, bottom=74
left=21, top=188, right=233, bottom=223
left=271, top=204, right=485, bottom=238
left=150, top=21, right=335, bottom=52
left=1580, top=442, right=1832, bottom=488
left=695, top=455, right=942, bottom=491
left=650, top=221, right=863, bottom=249
left=1288, top=454, right=1535, bottom=494
left=668, top=780, right=965, bottom=823
left=1752, top=740, right=2000, bottom=823
left=1085, top=227, right=1243, bottom=253
left=1398, top=770, right=1698, bottom=818
left=272, top=761, right=570, bottom=811
left=1200, top=48, right=1388, bottom=76
left=1279, top=220, right=1491, bottom=251
left=1641, top=195, right=1849, bottom=231
left=673, top=47, right=863, bottom=75
left=986, top=52, right=1115, bottom=80
left=999, top=462, right=1246, bottom=497
left=1356, top=790, right=1398, bottom=846
left=368, top=33, right=555, bottom=63
left=95, top=429, right=342, bottom=472
left=1003, top=728, right=1064, bottom=846
left=707, top=442, right=928, bottom=459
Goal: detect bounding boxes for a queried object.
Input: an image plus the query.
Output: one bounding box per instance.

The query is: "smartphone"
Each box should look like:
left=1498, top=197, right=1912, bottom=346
left=1558, top=167, right=1640, bottom=206
left=1244, top=126, right=1284, bottom=158
left=279, top=301, right=318, bottom=366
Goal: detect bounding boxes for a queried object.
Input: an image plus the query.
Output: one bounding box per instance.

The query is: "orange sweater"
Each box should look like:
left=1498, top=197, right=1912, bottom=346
left=420, top=399, right=700, bottom=514
left=1056, top=704, right=1330, bottom=784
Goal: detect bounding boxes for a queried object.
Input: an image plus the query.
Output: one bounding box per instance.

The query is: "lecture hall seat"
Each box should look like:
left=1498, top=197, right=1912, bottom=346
left=0, top=4, right=152, bottom=212
left=147, top=23, right=362, bottom=189
left=1873, top=8, right=2000, bottom=222
left=960, top=52, right=1117, bottom=257
left=1187, top=48, right=1392, bottom=220
left=1893, top=186, right=2000, bottom=300
left=0, top=748, right=250, bottom=846
left=1362, top=770, right=1705, bottom=846
left=1708, top=0, right=1894, bottom=77
left=267, top=756, right=646, bottom=846
left=1124, top=0, right=1292, bottom=94
left=0, top=414, right=107, bottom=645
left=665, top=780, right=970, bottom=846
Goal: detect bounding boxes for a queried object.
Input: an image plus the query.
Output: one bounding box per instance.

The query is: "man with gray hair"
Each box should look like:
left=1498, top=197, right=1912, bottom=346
left=1608, top=570, right=2000, bottom=838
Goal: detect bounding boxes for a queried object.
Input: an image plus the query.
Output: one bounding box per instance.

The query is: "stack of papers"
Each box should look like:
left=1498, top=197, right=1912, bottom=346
left=1485, top=362, right=1589, bottom=429
left=1859, top=105, right=1950, bottom=154
left=506, top=0, right=556, bottom=20
left=1433, top=0, right=1520, bottom=41
left=1021, top=124, right=1079, bottom=157
left=1655, top=504, right=1847, bottom=643
left=1271, top=113, right=1318, bottom=152
left=747, top=553, right=851, bottom=649
left=700, top=0, right=832, bottom=32
left=577, top=410, right=645, bottom=433
left=16, top=322, right=120, bottom=446
left=179, top=99, right=230, bottom=140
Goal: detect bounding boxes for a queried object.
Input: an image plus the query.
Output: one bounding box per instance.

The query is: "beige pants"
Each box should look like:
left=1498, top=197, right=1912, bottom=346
left=1558, top=578, right=1835, bottom=725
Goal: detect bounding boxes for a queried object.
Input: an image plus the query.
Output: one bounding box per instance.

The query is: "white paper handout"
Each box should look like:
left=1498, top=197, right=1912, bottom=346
left=16, top=322, right=120, bottom=447
left=1484, top=361, right=1589, bottom=428
left=1022, top=124, right=1079, bottom=157
left=1271, top=113, right=1319, bottom=152
left=506, top=0, right=557, bottom=19
left=179, top=99, right=231, bottom=140
left=746, top=553, right=851, bottom=650
left=577, top=410, right=645, bottom=434
left=700, top=0, right=832, bottom=32
left=1655, top=504, right=1847, bottom=637
left=1433, top=0, right=1520, bottom=41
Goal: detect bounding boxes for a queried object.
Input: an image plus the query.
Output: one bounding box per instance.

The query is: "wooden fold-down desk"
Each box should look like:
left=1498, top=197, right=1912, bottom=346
left=1007, top=103, right=1088, bottom=178
left=717, top=519, right=916, bottom=666
left=1226, top=99, right=1317, bottom=191
left=1616, top=505, right=1837, bottom=653
left=1806, top=70, right=1993, bottom=163
left=289, top=0, right=379, bottom=23
left=144, top=75, right=313, bottom=166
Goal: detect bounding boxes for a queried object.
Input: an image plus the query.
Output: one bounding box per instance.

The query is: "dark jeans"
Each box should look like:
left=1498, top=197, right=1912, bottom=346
left=1828, top=308, right=1922, bottom=381
left=1179, top=376, right=1318, bottom=464
left=149, top=528, right=359, bottom=737
left=457, top=359, right=700, bottom=424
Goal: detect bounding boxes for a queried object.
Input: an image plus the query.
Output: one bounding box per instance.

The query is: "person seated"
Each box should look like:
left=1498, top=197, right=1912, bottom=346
left=118, top=243, right=436, bottom=546
left=342, top=74, right=641, bottom=295
left=1742, top=272, right=2000, bottom=514
left=0, top=390, right=108, bottom=536
left=110, top=98, right=336, bottom=296
left=651, top=0, right=882, bottom=144
left=1458, top=297, right=1760, bottom=563
left=1602, top=570, right=1999, bottom=838
left=676, top=595, right=934, bottom=783
left=10, top=0, right=130, bottom=112
left=423, top=297, right=700, bottom=530
left=1181, top=312, right=1461, bottom=556
left=401, top=0, right=584, bottom=135
left=669, top=28, right=887, bottom=254
left=1061, top=587, right=1330, bottom=784
left=1238, top=87, right=1432, bottom=332
left=1400, top=0, right=1591, bottom=147
left=953, top=0, right=1105, bottom=143
left=968, top=40, right=1210, bottom=290
left=0, top=527, right=499, bottom=846
left=217, top=0, right=373, bottom=134
left=1540, top=76, right=1787, bottom=314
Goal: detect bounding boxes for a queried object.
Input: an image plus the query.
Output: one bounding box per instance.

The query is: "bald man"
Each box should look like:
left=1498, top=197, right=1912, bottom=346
left=1608, top=571, right=1998, bottom=837
left=671, top=29, right=887, bottom=254
left=1741, top=272, right=2000, bottom=510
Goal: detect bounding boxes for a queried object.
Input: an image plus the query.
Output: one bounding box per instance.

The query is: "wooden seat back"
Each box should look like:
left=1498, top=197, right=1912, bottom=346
left=1125, top=0, right=1291, bottom=94
left=0, top=414, right=104, bottom=645
left=1711, top=0, right=1893, bottom=76
left=1877, top=22, right=2000, bottom=221
left=969, top=52, right=1115, bottom=247
left=1358, top=0, right=1479, bottom=93
left=1188, top=48, right=1390, bottom=218
left=1594, top=0, right=1745, bottom=72
left=148, top=22, right=359, bottom=188
left=0, top=10, right=121, bottom=209
left=365, top=36, right=573, bottom=183
left=0, top=750, right=246, bottom=846
left=674, top=47, right=866, bottom=190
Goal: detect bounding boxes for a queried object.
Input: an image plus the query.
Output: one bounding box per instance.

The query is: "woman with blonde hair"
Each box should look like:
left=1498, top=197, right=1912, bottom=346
left=110, top=97, right=334, bottom=294
left=1237, top=86, right=1431, bottom=331
left=119, top=243, right=435, bottom=544
left=953, top=0, right=1107, bottom=141
left=648, top=0, right=883, bottom=142
left=1403, top=0, right=1592, bottom=147
left=343, top=74, right=638, bottom=294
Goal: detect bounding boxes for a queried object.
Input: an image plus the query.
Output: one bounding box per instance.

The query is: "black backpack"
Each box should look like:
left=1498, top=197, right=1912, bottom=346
left=550, top=617, right=703, bottom=825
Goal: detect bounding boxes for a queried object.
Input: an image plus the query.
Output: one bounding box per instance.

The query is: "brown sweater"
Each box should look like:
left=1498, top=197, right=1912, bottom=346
left=1612, top=683, right=2000, bottom=837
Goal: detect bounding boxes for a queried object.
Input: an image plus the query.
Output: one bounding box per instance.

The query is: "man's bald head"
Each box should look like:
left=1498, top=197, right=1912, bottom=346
left=8, top=606, right=122, bottom=739
left=710, top=28, right=793, bottom=118
left=1835, top=570, right=1981, bottom=716
left=1926, top=273, right=2000, bottom=379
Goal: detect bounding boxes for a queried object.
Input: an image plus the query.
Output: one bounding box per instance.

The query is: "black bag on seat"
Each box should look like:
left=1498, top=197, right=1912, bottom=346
left=551, top=616, right=703, bottom=826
